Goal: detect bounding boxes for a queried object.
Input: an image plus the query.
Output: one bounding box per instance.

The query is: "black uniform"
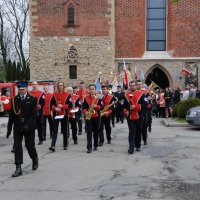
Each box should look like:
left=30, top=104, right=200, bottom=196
left=114, top=92, right=125, bottom=123
left=7, top=93, right=38, bottom=170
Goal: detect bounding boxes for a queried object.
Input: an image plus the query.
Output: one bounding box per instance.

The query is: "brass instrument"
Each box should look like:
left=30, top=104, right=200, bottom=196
left=71, top=97, right=78, bottom=118
left=148, top=80, right=159, bottom=92
left=85, top=97, right=96, bottom=121
left=100, top=97, right=118, bottom=117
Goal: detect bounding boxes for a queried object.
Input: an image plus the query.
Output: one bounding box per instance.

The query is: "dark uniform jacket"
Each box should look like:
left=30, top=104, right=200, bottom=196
left=7, top=93, right=37, bottom=133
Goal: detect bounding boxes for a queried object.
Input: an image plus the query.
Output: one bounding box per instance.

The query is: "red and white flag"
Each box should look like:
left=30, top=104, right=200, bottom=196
left=182, top=68, right=191, bottom=76
left=134, top=65, right=138, bottom=79
left=123, top=60, right=128, bottom=88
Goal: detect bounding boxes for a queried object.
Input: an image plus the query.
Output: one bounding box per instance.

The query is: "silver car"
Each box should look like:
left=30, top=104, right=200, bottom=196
left=186, top=106, right=200, bottom=126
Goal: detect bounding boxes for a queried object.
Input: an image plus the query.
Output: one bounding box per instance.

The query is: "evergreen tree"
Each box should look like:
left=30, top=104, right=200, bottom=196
left=12, top=61, right=17, bottom=81
left=16, top=62, right=22, bottom=81
left=6, top=59, right=13, bottom=81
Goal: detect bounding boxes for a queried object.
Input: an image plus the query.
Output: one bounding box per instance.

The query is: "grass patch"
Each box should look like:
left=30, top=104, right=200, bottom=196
left=175, top=118, right=186, bottom=123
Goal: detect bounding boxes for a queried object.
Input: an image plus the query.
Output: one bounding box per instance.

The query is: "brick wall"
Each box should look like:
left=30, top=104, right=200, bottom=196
left=32, top=0, right=110, bottom=37
left=168, top=0, right=200, bottom=57
left=115, top=0, right=145, bottom=58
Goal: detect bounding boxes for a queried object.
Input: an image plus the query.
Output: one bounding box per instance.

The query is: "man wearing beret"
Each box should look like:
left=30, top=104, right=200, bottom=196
left=7, top=82, right=39, bottom=177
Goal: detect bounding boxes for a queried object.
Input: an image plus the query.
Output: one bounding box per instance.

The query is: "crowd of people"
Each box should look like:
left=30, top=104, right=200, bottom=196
left=5, top=79, right=199, bottom=177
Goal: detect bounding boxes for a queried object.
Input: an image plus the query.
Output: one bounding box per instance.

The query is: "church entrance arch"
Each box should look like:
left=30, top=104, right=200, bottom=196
left=145, top=64, right=172, bottom=89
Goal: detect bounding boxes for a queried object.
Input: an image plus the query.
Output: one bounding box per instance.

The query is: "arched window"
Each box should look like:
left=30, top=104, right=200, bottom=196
left=68, top=3, right=75, bottom=26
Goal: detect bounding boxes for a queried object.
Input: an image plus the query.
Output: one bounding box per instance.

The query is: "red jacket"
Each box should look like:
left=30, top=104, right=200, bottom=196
left=101, top=94, right=113, bottom=116
left=124, top=91, right=142, bottom=120
left=29, top=90, right=44, bottom=110
left=82, top=95, right=101, bottom=119
left=43, top=92, right=53, bottom=116
left=77, top=89, right=89, bottom=103
left=68, top=94, right=81, bottom=118
left=52, top=91, right=70, bottom=116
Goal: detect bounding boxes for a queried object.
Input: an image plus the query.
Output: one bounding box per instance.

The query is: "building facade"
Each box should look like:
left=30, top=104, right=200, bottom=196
left=30, top=0, right=200, bottom=89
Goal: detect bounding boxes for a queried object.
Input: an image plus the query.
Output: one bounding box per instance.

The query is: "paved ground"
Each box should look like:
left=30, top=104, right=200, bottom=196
left=0, top=117, right=200, bottom=200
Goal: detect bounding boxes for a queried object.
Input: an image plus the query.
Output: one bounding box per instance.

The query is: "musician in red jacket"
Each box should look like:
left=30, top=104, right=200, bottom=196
left=123, top=81, right=144, bottom=154
left=49, top=81, right=71, bottom=152
left=77, top=81, right=89, bottom=135
left=66, top=86, right=81, bottom=144
left=29, top=81, right=45, bottom=145
left=82, top=84, right=102, bottom=153
left=99, top=85, right=116, bottom=146
left=43, top=85, right=53, bottom=140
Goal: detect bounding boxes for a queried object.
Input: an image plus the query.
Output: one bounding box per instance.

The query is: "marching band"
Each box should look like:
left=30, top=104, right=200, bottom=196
left=6, top=79, right=153, bottom=177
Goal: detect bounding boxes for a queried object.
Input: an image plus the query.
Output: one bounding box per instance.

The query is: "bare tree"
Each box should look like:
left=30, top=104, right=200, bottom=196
left=3, top=0, right=29, bottom=68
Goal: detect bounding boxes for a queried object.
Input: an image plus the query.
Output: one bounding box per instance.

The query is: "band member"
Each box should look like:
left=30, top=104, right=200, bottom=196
left=135, top=80, right=148, bottom=150
left=49, top=81, right=70, bottom=152
left=77, top=81, right=89, bottom=135
left=6, top=82, right=39, bottom=177
left=82, top=84, right=102, bottom=153
left=29, top=81, right=45, bottom=145
left=99, top=85, right=117, bottom=146
left=123, top=81, right=143, bottom=154
left=114, top=85, right=125, bottom=124
left=43, top=85, right=53, bottom=140
left=66, top=86, right=81, bottom=144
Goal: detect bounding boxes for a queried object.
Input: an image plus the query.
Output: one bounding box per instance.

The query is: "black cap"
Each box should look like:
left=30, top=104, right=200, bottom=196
left=17, top=81, right=28, bottom=89
left=117, top=85, right=122, bottom=88
left=73, top=85, right=77, bottom=89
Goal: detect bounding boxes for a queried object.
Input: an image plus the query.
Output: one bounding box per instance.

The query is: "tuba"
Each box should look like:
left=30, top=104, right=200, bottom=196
left=100, top=97, right=118, bottom=117
left=85, top=97, right=96, bottom=121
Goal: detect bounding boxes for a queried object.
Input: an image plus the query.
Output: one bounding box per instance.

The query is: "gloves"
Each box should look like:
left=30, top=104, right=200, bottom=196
left=6, top=130, right=11, bottom=138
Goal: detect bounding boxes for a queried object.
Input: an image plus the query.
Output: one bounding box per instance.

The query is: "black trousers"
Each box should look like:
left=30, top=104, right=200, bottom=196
left=127, top=118, right=137, bottom=150
left=14, top=125, right=38, bottom=164
left=43, top=115, right=53, bottom=139
left=147, top=111, right=152, bottom=131
left=116, top=106, right=124, bottom=123
left=135, top=118, right=143, bottom=149
left=36, top=114, right=44, bottom=142
left=51, top=115, right=68, bottom=148
left=142, top=114, right=148, bottom=143
left=69, top=117, right=78, bottom=142
left=111, top=110, right=115, bottom=127
left=99, top=116, right=111, bottom=143
left=86, top=117, right=100, bottom=150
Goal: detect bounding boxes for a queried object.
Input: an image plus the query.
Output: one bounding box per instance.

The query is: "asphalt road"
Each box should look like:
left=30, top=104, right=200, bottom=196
left=0, top=117, right=200, bottom=200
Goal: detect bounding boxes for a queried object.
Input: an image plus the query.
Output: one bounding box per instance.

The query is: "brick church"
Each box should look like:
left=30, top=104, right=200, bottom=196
left=30, top=0, right=200, bottom=89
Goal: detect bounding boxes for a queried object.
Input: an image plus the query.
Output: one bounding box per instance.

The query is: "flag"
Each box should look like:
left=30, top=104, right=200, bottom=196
left=182, top=68, right=191, bottom=76
left=95, top=77, right=101, bottom=93
left=134, top=65, right=138, bottom=79
left=123, top=60, right=128, bottom=88
left=112, top=76, right=118, bottom=93
left=140, top=69, right=145, bottom=81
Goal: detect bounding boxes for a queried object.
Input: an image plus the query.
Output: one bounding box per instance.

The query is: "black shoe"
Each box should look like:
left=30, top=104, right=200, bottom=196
left=49, top=146, right=55, bottom=152
left=107, top=140, right=111, bottom=144
left=78, top=132, right=82, bottom=135
left=87, top=149, right=92, bottom=153
left=38, top=141, right=43, bottom=145
left=74, top=141, right=78, bottom=145
left=128, top=149, right=134, bottom=154
left=136, top=148, right=141, bottom=152
left=11, top=149, right=15, bottom=153
left=93, top=147, right=97, bottom=151
left=63, top=146, right=68, bottom=150
left=99, top=142, right=103, bottom=146
left=112, top=125, right=115, bottom=127
left=32, top=158, right=39, bottom=170
left=12, top=164, right=22, bottom=177
left=148, top=128, right=151, bottom=132
left=144, top=142, right=148, bottom=145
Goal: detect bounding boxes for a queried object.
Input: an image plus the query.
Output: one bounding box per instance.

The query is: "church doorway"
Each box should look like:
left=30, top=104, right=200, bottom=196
left=145, top=66, right=169, bottom=89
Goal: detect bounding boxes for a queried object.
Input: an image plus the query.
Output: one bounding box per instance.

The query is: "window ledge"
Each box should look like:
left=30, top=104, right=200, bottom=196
left=142, top=51, right=172, bottom=59
left=63, top=24, right=79, bottom=28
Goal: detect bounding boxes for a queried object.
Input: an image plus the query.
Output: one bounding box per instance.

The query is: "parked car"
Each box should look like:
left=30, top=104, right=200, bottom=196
left=186, top=106, right=200, bottom=126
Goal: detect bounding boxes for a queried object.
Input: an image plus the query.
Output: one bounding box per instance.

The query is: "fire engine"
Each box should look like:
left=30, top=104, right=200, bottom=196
left=0, top=81, right=56, bottom=115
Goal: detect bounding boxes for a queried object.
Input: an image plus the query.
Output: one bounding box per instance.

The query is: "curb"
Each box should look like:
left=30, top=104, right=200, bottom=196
left=161, top=119, right=189, bottom=127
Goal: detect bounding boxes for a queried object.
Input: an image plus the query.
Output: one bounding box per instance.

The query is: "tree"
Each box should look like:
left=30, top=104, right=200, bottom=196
left=12, top=60, right=16, bottom=81
left=6, top=59, right=12, bottom=81
left=16, top=61, right=21, bottom=80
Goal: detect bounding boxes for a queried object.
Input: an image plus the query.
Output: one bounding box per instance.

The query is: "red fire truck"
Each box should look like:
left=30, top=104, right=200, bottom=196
left=0, top=81, right=56, bottom=115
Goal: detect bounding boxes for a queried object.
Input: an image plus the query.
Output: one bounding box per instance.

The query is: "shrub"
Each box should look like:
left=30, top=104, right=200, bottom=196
left=177, top=98, right=200, bottom=118
left=172, top=101, right=183, bottom=118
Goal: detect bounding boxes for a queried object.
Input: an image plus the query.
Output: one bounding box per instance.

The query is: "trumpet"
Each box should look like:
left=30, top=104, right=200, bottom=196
left=148, top=80, right=159, bottom=92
